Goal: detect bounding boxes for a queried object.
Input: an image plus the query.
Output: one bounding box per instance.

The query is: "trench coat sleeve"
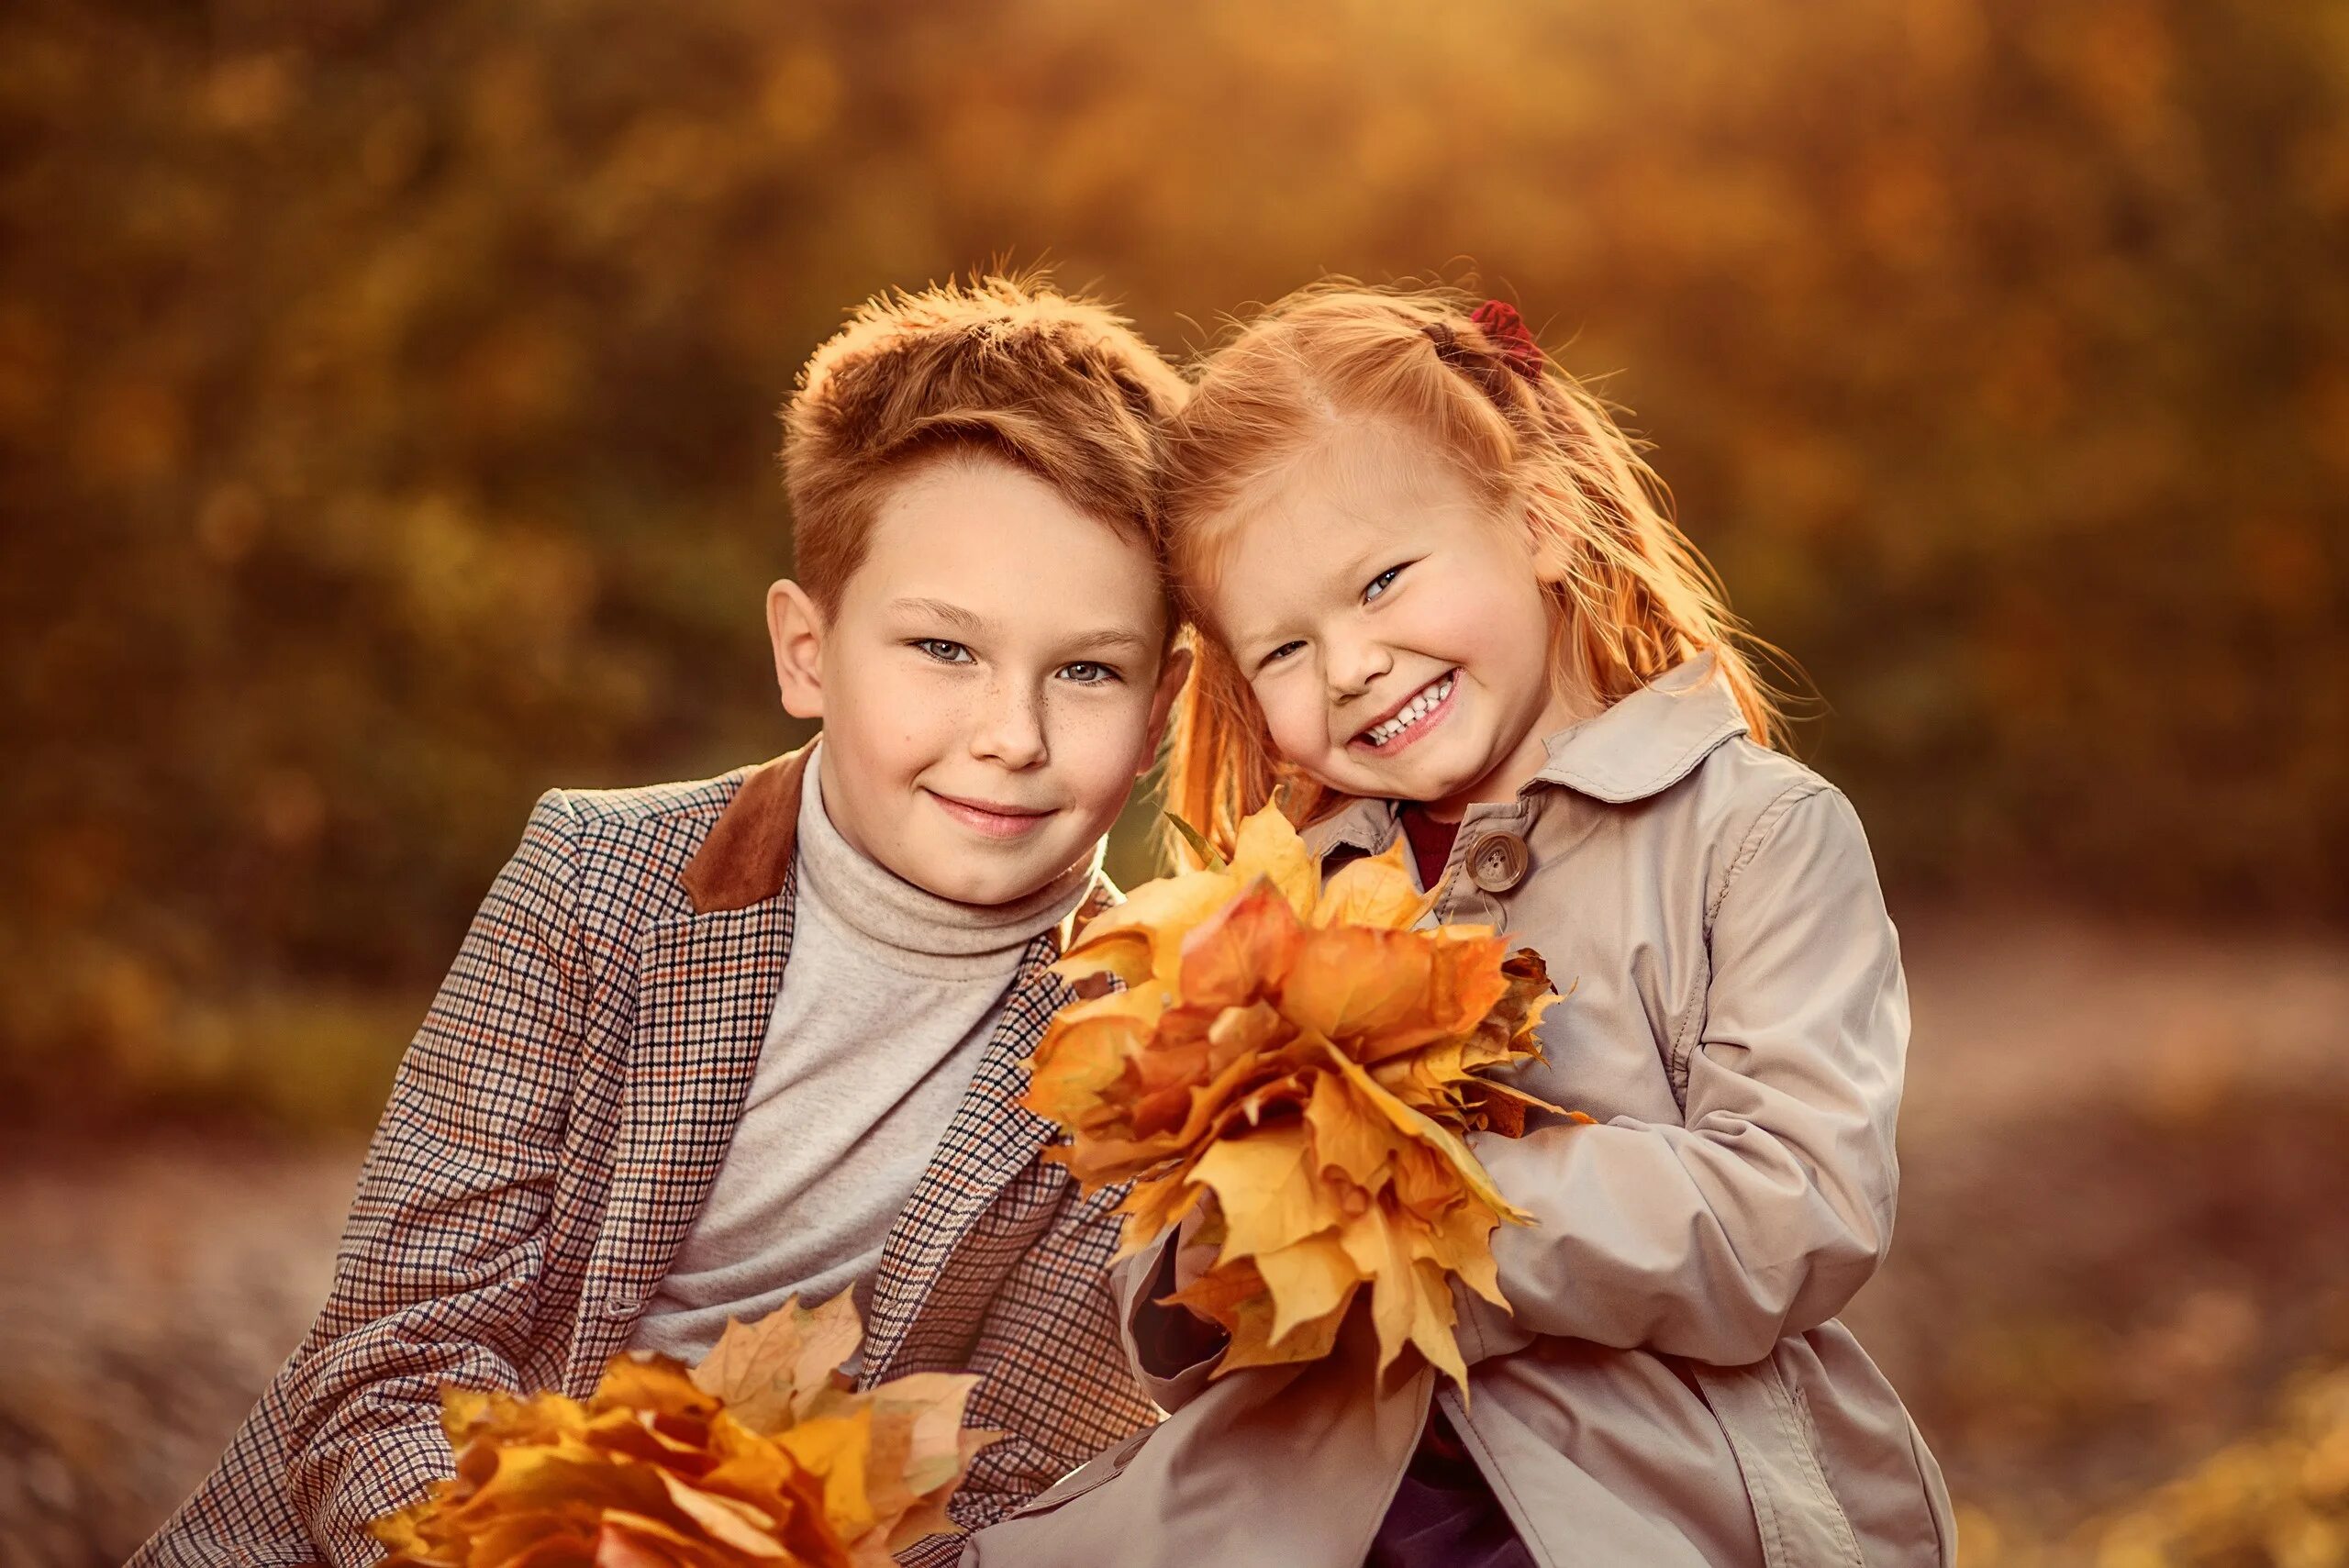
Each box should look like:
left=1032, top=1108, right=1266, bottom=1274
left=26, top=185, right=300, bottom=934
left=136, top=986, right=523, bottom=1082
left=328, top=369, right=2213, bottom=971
left=1465, top=784, right=1908, bottom=1368
left=129, top=793, right=590, bottom=1568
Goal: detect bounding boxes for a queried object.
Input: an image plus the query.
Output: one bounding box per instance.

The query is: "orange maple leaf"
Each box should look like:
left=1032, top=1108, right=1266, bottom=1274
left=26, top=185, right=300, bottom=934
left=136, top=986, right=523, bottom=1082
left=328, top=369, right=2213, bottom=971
left=373, top=1295, right=995, bottom=1568
left=1022, top=805, right=1575, bottom=1390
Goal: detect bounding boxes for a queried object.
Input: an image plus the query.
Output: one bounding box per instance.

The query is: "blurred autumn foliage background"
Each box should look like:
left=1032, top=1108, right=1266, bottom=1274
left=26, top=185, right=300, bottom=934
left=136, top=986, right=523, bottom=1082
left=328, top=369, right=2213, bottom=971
left=4, top=0, right=2347, bottom=1562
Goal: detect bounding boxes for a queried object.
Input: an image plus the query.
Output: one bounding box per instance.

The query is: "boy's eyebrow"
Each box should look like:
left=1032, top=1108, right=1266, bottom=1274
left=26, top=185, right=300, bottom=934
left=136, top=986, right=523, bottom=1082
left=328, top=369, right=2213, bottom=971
left=886, top=597, right=986, bottom=635
left=1059, top=628, right=1153, bottom=656
left=888, top=598, right=1153, bottom=657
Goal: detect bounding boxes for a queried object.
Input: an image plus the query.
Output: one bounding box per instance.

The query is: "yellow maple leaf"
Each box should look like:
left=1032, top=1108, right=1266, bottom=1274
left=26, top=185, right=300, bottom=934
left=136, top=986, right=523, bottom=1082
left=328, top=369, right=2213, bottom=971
left=777, top=1406, right=876, bottom=1544
left=692, top=1290, right=863, bottom=1432
left=1021, top=804, right=1572, bottom=1390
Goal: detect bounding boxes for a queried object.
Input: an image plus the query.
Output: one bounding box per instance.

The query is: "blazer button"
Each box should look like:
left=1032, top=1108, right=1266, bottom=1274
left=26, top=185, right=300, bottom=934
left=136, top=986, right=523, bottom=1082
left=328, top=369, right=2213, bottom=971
left=602, top=1290, right=643, bottom=1320
left=1466, top=831, right=1531, bottom=894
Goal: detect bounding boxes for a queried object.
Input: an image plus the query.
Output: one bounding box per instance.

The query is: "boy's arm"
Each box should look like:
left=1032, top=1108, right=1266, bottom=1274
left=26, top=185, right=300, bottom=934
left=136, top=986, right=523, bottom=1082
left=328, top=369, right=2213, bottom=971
left=1457, top=784, right=1909, bottom=1369
left=139, top=791, right=593, bottom=1568
left=920, top=1185, right=1161, bottom=1551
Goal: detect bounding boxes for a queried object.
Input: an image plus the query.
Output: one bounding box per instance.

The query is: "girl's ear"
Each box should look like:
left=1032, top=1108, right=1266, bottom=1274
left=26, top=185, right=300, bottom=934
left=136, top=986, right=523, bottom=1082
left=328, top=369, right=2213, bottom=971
left=1141, top=643, right=1196, bottom=770
left=1512, top=482, right=1559, bottom=561
left=766, top=579, right=828, bottom=719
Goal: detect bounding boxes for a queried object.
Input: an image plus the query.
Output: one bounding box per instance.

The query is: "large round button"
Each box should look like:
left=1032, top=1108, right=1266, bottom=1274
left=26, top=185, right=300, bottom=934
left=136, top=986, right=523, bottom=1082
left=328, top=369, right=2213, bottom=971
left=1465, top=831, right=1531, bottom=894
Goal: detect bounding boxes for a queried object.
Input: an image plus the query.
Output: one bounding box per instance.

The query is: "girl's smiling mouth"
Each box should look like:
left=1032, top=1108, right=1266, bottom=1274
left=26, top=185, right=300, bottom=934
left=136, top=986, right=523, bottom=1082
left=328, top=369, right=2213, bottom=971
left=1351, top=670, right=1458, bottom=755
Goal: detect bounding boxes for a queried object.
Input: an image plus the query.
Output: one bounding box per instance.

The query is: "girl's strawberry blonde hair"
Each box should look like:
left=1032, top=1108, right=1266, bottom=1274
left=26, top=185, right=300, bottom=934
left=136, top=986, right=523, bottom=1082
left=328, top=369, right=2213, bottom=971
left=1160, top=284, right=1789, bottom=861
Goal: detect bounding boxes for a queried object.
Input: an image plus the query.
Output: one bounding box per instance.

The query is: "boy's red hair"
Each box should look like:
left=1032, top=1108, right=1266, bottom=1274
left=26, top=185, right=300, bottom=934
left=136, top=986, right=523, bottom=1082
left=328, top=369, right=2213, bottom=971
left=782, top=273, right=1188, bottom=612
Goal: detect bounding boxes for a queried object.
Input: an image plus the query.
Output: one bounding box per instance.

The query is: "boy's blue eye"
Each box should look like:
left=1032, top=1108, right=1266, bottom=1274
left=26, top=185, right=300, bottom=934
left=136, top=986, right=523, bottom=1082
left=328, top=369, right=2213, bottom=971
left=1364, top=564, right=1407, bottom=603
left=914, top=639, right=974, bottom=663
left=1260, top=640, right=1306, bottom=669
left=1060, top=662, right=1120, bottom=685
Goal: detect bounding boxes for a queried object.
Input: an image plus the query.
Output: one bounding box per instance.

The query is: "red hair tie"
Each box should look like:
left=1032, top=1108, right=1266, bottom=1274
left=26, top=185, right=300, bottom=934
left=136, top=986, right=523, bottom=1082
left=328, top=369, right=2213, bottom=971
left=1469, top=299, right=1544, bottom=382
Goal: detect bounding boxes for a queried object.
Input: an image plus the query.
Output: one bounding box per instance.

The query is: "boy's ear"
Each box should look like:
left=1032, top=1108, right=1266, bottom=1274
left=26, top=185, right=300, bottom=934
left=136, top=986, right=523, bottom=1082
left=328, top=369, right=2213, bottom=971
left=766, top=579, right=828, bottom=720
left=1140, top=643, right=1195, bottom=770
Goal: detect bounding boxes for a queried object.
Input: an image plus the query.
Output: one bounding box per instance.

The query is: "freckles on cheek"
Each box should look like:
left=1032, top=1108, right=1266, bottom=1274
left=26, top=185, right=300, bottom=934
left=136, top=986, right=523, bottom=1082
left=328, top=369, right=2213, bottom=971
left=1051, top=699, right=1130, bottom=764
left=1061, top=694, right=1164, bottom=789
left=898, top=692, right=972, bottom=762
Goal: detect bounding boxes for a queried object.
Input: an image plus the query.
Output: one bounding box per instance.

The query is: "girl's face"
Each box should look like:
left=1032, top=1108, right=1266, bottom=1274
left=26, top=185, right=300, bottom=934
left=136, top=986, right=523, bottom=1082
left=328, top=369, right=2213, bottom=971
left=1202, top=421, right=1590, bottom=818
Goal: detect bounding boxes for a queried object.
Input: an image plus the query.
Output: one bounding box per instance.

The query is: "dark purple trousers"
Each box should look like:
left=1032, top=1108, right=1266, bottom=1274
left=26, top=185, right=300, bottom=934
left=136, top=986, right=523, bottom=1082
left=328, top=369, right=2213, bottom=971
left=1364, top=1410, right=1536, bottom=1568
left=1141, top=1241, right=1535, bottom=1567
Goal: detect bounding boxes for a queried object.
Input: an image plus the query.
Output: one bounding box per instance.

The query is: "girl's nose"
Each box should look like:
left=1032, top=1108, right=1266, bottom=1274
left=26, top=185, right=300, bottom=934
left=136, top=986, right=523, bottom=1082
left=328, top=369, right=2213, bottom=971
left=1325, top=637, right=1395, bottom=702
left=970, top=681, right=1050, bottom=769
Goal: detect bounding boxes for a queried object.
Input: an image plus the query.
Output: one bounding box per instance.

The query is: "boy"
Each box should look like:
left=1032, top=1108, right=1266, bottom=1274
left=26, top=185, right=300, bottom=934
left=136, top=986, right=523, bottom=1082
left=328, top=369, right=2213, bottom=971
left=132, top=276, right=1194, bottom=1568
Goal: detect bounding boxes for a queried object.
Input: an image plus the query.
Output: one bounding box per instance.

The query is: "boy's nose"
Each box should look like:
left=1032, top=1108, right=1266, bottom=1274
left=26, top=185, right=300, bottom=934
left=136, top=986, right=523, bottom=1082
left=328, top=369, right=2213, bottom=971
left=970, top=683, right=1050, bottom=769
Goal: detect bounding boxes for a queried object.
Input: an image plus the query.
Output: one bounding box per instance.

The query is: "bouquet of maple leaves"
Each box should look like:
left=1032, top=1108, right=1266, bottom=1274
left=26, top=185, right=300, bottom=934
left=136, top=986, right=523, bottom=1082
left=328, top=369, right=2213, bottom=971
left=372, top=1294, right=990, bottom=1568
left=1021, top=806, right=1575, bottom=1391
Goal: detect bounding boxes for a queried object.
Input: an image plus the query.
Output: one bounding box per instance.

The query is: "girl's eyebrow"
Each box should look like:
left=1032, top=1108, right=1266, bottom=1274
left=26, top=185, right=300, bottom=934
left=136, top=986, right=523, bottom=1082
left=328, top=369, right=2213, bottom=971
left=1235, top=612, right=1304, bottom=664
left=885, top=597, right=985, bottom=635
left=1220, top=612, right=1281, bottom=658
left=1330, top=541, right=1387, bottom=586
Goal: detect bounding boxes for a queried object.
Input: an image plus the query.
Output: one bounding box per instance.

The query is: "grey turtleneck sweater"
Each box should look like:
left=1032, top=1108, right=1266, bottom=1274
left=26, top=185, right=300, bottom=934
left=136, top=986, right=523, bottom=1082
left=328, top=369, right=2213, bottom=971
left=629, top=752, right=1098, bottom=1362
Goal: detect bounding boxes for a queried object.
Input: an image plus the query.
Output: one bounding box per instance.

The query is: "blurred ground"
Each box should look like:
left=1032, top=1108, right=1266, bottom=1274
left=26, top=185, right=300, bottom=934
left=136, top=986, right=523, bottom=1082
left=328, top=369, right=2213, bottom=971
left=0, top=1137, right=352, bottom=1566
left=5, top=908, right=2346, bottom=1567
left=1846, top=910, right=2349, bottom=1551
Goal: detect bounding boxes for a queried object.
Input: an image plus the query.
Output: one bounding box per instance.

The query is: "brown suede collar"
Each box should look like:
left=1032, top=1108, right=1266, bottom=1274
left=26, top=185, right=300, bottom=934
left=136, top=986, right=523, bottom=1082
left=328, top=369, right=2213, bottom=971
left=681, top=742, right=814, bottom=914
left=679, top=740, right=1120, bottom=938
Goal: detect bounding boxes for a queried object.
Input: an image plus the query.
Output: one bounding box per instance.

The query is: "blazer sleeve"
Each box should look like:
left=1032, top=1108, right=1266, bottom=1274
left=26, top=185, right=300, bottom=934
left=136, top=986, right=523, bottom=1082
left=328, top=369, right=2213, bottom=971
left=129, top=791, right=592, bottom=1568
left=1461, top=784, right=1909, bottom=1369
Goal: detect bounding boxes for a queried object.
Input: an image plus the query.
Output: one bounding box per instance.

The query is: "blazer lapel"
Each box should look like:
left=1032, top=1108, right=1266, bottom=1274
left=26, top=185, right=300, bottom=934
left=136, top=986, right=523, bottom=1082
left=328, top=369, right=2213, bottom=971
left=858, top=933, right=1074, bottom=1381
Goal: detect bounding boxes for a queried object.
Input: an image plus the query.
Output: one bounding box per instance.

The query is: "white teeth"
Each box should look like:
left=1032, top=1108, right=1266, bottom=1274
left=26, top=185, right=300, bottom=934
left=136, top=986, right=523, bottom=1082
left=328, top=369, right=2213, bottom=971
left=1364, top=674, right=1454, bottom=746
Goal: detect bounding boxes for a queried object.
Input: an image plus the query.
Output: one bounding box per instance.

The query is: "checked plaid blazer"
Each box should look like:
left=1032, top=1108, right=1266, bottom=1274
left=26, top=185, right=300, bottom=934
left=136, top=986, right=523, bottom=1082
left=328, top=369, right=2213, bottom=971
left=129, top=743, right=1156, bottom=1568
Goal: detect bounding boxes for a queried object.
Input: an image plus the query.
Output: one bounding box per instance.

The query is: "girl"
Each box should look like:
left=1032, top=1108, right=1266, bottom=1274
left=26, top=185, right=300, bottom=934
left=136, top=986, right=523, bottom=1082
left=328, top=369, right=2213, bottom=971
left=965, top=288, right=1954, bottom=1568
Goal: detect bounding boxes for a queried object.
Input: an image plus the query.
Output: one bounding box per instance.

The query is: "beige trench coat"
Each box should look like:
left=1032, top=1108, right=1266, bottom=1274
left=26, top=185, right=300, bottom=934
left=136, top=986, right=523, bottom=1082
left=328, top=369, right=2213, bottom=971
left=964, top=654, right=1955, bottom=1567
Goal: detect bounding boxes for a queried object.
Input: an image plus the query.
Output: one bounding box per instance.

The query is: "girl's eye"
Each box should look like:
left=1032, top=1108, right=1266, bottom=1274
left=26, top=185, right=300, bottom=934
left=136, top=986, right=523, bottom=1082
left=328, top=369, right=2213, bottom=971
left=1259, top=639, right=1306, bottom=670
left=914, top=639, right=974, bottom=663
left=1059, top=662, right=1121, bottom=685
left=1364, top=564, right=1408, bottom=603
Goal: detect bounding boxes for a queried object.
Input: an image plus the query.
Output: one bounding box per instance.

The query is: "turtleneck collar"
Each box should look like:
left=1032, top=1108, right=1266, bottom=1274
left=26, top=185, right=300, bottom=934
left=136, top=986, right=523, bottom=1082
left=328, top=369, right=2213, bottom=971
left=794, top=745, right=1101, bottom=981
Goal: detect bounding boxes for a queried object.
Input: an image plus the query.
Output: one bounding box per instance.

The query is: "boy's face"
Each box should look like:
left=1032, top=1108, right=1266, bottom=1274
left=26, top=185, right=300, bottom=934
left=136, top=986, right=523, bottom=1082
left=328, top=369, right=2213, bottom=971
left=768, top=453, right=1188, bottom=906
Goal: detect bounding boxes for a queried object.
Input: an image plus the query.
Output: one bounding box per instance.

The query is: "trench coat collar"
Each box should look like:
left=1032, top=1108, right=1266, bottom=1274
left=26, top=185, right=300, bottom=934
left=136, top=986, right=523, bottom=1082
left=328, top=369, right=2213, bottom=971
left=1532, top=650, right=1748, bottom=802
left=1303, top=651, right=1750, bottom=859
